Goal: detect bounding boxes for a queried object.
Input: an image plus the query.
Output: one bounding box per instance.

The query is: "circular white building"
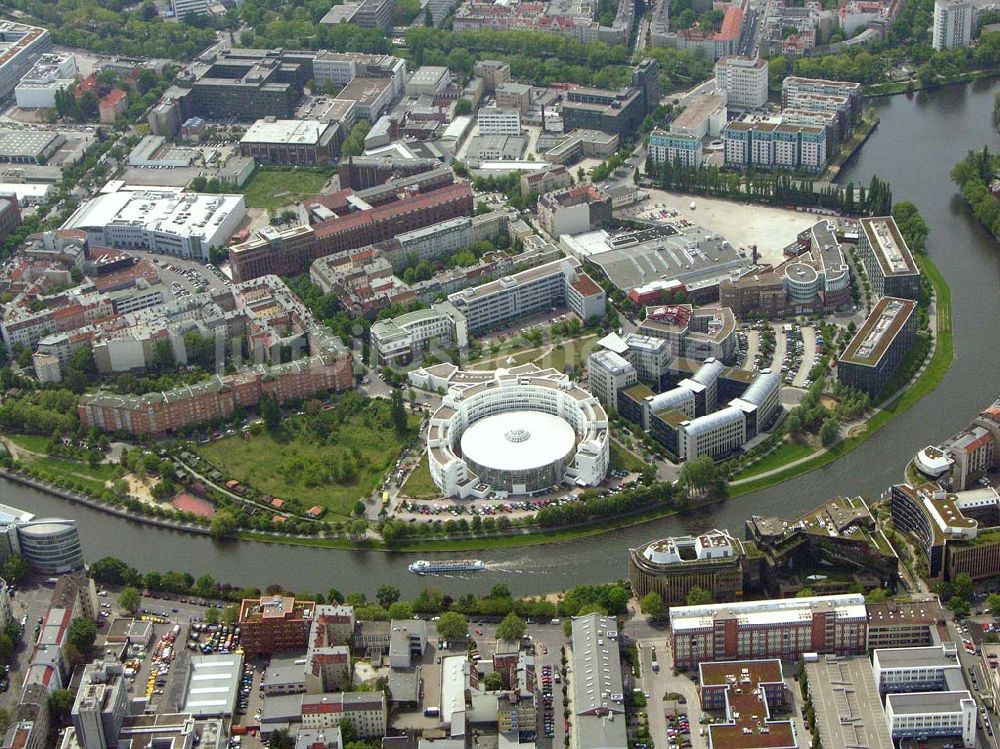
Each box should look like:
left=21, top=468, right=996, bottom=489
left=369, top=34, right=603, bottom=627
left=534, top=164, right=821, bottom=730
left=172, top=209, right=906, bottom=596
left=419, top=364, right=609, bottom=498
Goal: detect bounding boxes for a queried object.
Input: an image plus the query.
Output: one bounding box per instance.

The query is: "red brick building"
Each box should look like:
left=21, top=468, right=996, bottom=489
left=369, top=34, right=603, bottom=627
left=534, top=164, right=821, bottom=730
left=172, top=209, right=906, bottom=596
left=0, top=195, right=22, bottom=244
left=78, top=352, right=353, bottom=436
left=239, top=595, right=314, bottom=657
left=229, top=181, right=474, bottom=282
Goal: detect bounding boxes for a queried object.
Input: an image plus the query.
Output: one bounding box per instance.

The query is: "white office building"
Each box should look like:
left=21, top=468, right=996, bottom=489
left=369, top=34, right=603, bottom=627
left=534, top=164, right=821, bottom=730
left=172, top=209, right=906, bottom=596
left=448, top=257, right=606, bottom=334
left=678, top=405, right=746, bottom=460
left=714, top=56, right=769, bottom=111
left=588, top=349, right=637, bottom=410
left=62, top=185, right=246, bottom=261
left=477, top=107, right=522, bottom=136
left=933, top=0, right=973, bottom=50
left=369, top=301, right=469, bottom=366
left=872, top=643, right=962, bottom=695
left=14, top=53, right=77, bottom=109
left=884, top=692, right=976, bottom=748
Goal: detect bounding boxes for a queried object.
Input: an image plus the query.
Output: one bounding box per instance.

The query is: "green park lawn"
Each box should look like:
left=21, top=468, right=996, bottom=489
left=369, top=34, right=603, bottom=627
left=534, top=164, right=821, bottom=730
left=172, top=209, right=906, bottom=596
left=399, top=452, right=440, bottom=498
left=196, top=400, right=418, bottom=517
left=240, top=168, right=333, bottom=211
left=6, top=433, right=54, bottom=453
left=609, top=441, right=646, bottom=473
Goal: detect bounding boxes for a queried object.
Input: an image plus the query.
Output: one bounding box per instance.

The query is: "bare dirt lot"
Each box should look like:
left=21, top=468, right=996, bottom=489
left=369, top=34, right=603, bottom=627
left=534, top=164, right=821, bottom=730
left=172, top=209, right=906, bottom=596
left=640, top=188, right=820, bottom=266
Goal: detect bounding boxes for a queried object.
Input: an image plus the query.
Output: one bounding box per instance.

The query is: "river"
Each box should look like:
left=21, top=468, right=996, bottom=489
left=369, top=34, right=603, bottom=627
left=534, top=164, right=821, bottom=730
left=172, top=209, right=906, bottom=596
left=9, top=81, right=1000, bottom=598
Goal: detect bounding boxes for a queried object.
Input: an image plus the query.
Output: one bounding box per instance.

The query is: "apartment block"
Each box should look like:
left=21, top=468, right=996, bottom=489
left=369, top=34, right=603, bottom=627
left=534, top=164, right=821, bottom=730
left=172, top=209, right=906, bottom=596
left=79, top=352, right=352, bottom=436
left=933, top=0, right=973, bottom=50
left=723, top=120, right=827, bottom=172
left=648, top=130, right=702, bottom=168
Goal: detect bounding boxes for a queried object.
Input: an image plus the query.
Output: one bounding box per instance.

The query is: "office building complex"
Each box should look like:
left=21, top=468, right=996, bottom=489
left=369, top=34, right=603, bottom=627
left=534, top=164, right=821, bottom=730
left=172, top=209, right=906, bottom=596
left=369, top=301, right=469, bottom=366
left=837, top=296, right=917, bottom=396
left=14, top=520, right=85, bottom=574
left=714, top=56, right=768, bottom=111
left=448, top=257, right=606, bottom=334
left=537, top=184, right=612, bottom=238
left=873, top=643, right=961, bottom=695
left=561, top=60, right=659, bottom=137
left=230, top=181, right=473, bottom=282
left=889, top=480, right=1000, bottom=582
left=173, top=48, right=312, bottom=121
left=628, top=531, right=746, bottom=605
left=62, top=185, right=246, bottom=262
left=698, top=661, right=795, bottom=749
left=804, top=656, right=894, bottom=749
left=873, top=643, right=975, bottom=747
left=419, top=363, right=609, bottom=497
left=669, top=593, right=868, bottom=669
left=721, top=221, right=851, bottom=318
left=571, top=615, right=625, bottom=749
left=866, top=598, right=946, bottom=650
left=240, top=120, right=341, bottom=165
left=933, top=0, right=973, bottom=49
left=858, top=216, right=921, bottom=301
left=0, top=23, right=52, bottom=101
left=746, top=494, right=899, bottom=596
left=918, top=396, right=1000, bottom=490
left=637, top=304, right=738, bottom=363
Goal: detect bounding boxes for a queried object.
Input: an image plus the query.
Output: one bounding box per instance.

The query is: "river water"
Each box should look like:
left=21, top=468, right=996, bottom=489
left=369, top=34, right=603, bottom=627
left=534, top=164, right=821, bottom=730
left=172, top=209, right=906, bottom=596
left=9, top=81, right=1000, bottom=598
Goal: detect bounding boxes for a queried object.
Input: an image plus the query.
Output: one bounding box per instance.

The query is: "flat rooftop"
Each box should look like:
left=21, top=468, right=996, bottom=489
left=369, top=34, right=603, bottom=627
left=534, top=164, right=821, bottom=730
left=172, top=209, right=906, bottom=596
left=242, top=119, right=333, bottom=145
left=805, top=656, right=893, bottom=749
left=874, top=645, right=958, bottom=669
left=861, top=217, right=917, bottom=276
left=699, top=660, right=783, bottom=687
left=563, top=226, right=744, bottom=293
left=670, top=594, right=866, bottom=632
left=839, top=296, right=916, bottom=366
left=885, top=691, right=974, bottom=715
